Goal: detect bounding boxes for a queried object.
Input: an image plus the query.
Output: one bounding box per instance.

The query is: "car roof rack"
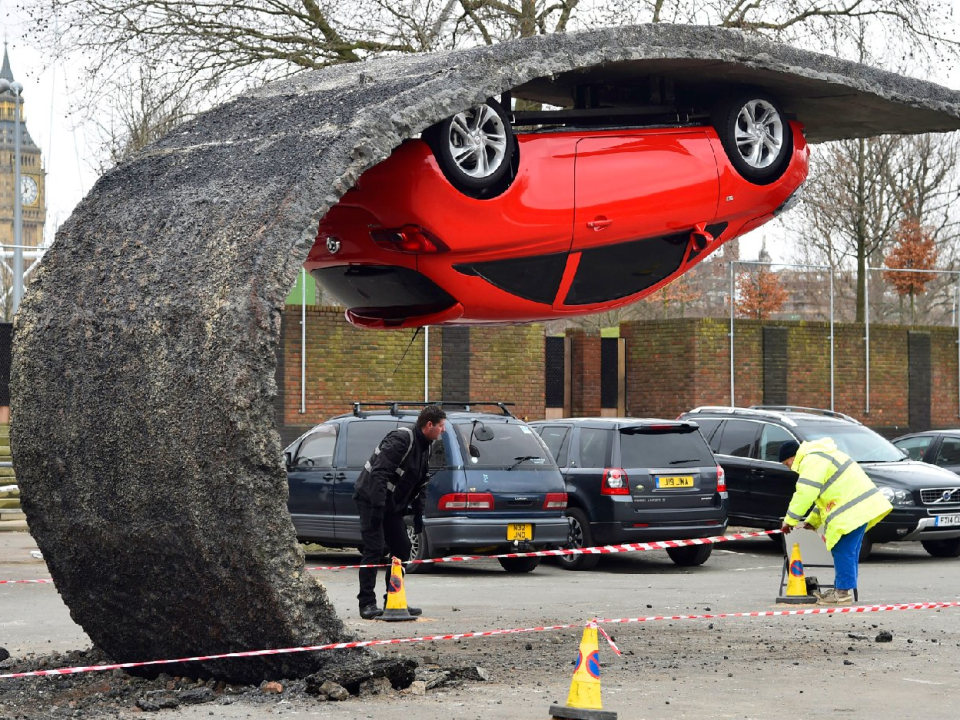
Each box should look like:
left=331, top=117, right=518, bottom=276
left=750, top=405, right=861, bottom=425
left=352, top=401, right=516, bottom=418
left=684, top=405, right=799, bottom=426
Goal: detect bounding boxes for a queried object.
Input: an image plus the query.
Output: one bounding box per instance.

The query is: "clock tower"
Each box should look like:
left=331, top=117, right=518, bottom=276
left=0, top=45, right=46, bottom=310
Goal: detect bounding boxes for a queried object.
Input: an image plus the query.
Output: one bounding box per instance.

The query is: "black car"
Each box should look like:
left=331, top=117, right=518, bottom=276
left=678, top=406, right=960, bottom=558
left=284, top=402, right=569, bottom=573
left=892, top=430, right=960, bottom=476
left=529, top=418, right=728, bottom=570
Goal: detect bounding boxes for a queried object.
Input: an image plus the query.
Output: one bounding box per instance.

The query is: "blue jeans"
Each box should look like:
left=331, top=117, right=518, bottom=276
left=831, top=523, right=868, bottom=590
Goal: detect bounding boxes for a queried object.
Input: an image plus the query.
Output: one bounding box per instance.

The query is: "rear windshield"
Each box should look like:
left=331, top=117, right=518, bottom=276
left=454, top=421, right=556, bottom=469
left=619, top=427, right=715, bottom=468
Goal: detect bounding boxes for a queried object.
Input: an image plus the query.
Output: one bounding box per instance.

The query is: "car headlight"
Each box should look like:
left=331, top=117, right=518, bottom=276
left=879, top=486, right=914, bottom=506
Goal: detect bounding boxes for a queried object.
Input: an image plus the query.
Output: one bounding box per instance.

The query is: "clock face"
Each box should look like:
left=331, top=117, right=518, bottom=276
left=20, top=176, right=38, bottom=206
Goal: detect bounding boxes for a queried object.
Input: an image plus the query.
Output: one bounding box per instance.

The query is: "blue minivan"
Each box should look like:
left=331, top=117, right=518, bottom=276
left=284, top=402, right=569, bottom=573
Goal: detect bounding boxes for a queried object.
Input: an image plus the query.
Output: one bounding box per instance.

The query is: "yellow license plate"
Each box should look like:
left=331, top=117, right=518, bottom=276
left=656, top=475, right=694, bottom=489
left=507, top=523, right=533, bottom=541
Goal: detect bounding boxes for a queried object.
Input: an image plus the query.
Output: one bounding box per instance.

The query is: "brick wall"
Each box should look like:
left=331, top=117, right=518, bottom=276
left=278, top=307, right=545, bottom=443
left=277, top=310, right=959, bottom=443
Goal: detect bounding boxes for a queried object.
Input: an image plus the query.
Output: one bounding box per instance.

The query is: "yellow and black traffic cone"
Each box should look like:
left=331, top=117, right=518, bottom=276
left=549, top=623, right=617, bottom=720
left=776, top=542, right=817, bottom=604
left=379, top=556, right=417, bottom=622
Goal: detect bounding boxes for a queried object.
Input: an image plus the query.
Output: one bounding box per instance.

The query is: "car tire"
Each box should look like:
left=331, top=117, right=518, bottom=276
left=859, top=537, right=874, bottom=562
left=666, top=544, right=713, bottom=567
left=711, top=91, right=792, bottom=185
left=557, top=508, right=601, bottom=571
left=921, top=537, right=960, bottom=558
left=498, top=556, right=541, bottom=573
left=424, top=98, right=515, bottom=197
left=404, top=519, right=433, bottom=574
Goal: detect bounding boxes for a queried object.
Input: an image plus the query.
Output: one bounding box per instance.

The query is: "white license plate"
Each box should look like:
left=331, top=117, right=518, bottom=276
left=935, top=514, right=960, bottom=527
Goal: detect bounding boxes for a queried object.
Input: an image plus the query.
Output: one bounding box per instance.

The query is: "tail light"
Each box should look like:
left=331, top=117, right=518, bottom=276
left=370, top=225, right=448, bottom=253
left=716, top=465, right=727, bottom=493
left=543, top=492, right=568, bottom=510
left=438, top=492, right=494, bottom=510
left=601, top=468, right=630, bottom=496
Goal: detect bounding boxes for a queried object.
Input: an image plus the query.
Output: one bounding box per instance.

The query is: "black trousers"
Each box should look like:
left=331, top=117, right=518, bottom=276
left=356, top=498, right=411, bottom=608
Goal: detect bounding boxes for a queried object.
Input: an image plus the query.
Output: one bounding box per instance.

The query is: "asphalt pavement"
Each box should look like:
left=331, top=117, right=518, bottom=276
left=2, top=529, right=959, bottom=719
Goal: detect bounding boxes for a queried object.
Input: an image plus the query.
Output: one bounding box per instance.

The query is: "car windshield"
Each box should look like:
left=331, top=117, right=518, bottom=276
left=801, top=424, right=906, bottom=463
left=454, top=421, right=555, bottom=469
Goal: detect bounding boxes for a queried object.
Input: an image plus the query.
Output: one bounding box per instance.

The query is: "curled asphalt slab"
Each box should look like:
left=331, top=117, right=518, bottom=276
left=9, top=24, right=960, bottom=682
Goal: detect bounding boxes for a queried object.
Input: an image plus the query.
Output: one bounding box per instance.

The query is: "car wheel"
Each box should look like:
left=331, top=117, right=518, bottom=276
left=859, top=537, right=874, bottom=562
left=424, top=98, right=515, bottom=197
left=711, top=91, right=792, bottom=185
left=557, top=508, right=600, bottom=571
left=666, top=544, right=713, bottom=567
left=921, top=537, right=960, bottom=558
left=404, top=519, right=432, bottom=574
left=497, top=556, right=540, bottom=573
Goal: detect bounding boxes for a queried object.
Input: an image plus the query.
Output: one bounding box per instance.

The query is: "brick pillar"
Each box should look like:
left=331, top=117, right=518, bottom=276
left=568, top=329, right=602, bottom=417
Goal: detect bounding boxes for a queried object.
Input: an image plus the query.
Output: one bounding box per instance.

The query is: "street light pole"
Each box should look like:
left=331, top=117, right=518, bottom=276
left=0, top=78, right=24, bottom=315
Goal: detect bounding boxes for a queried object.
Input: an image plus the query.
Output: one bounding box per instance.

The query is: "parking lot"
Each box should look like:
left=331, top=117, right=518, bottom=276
left=2, top=529, right=959, bottom=719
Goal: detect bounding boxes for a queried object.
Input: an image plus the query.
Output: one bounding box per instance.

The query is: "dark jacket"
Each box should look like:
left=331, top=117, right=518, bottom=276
left=354, top=425, right=433, bottom=514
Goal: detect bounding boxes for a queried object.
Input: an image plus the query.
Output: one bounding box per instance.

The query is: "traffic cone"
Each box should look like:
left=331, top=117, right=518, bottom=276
left=379, top=556, right=417, bottom=622
left=549, top=623, right=617, bottom=720
left=776, top=542, right=817, bottom=604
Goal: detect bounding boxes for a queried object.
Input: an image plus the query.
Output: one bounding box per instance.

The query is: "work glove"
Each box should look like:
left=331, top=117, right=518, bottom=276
left=780, top=522, right=792, bottom=535
left=413, top=513, right=424, bottom=535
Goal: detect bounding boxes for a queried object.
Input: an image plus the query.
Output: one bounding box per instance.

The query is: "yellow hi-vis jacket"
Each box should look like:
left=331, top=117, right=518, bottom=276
left=785, top=437, right=892, bottom=550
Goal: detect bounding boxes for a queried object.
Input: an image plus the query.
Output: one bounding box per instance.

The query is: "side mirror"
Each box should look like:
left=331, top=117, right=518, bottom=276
left=284, top=451, right=294, bottom=471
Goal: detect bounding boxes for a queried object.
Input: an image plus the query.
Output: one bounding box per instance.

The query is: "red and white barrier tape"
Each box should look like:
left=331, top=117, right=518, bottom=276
left=0, top=530, right=782, bottom=583
left=305, top=529, right=783, bottom=571
left=2, top=601, right=956, bottom=680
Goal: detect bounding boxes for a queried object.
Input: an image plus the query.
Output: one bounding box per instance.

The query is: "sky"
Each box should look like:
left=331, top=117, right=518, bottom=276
left=1, top=6, right=959, bottom=256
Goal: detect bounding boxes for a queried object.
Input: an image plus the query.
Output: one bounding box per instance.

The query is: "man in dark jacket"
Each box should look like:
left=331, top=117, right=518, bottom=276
left=354, top=405, right=447, bottom=619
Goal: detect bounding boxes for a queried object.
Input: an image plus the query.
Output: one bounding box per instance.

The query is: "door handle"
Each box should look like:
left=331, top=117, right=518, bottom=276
left=586, top=217, right=612, bottom=231
left=336, top=473, right=347, bottom=480
left=323, top=473, right=335, bottom=481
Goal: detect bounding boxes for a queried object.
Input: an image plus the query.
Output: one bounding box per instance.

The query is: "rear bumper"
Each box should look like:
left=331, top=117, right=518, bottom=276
left=425, top=516, right=569, bottom=551
left=588, top=496, right=728, bottom=545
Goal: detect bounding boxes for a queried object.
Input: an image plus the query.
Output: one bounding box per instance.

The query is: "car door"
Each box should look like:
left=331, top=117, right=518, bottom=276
left=751, top=423, right=801, bottom=523
left=559, top=132, right=719, bottom=310
left=711, top=419, right=761, bottom=523
left=286, top=423, right=339, bottom=542
left=333, top=419, right=402, bottom=544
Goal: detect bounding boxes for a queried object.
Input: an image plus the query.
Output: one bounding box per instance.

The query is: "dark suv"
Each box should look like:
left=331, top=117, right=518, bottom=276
left=284, top=402, right=569, bottom=573
left=529, top=418, right=728, bottom=569
left=678, top=406, right=960, bottom=558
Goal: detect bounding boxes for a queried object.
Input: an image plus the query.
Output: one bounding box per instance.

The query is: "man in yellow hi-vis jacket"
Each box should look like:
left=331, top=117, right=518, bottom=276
left=778, top=437, right=893, bottom=605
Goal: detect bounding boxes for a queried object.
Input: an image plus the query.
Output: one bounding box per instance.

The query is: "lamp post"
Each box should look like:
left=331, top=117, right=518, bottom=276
left=0, top=78, right=24, bottom=315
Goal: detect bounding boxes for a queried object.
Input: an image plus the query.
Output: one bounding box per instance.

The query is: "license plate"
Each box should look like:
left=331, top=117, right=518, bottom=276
left=656, top=475, right=695, bottom=489
left=935, top=514, right=960, bottom=527
left=507, top=523, right=533, bottom=541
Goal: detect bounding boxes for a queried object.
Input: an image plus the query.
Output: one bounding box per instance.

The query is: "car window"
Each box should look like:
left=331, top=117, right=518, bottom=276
left=893, top=435, right=933, bottom=461
left=758, top=424, right=796, bottom=463
left=295, top=424, right=338, bottom=468
left=577, top=427, right=613, bottom=468
left=537, top=426, right=571, bottom=467
left=935, top=437, right=960, bottom=466
left=691, top=418, right=722, bottom=446
left=454, top=421, right=555, bottom=469
left=429, top=433, right=451, bottom=469
left=619, top=428, right=713, bottom=468
left=801, top=424, right=905, bottom=462
left=715, top=420, right=759, bottom=458
left=345, top=421, right=399, bottom=467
